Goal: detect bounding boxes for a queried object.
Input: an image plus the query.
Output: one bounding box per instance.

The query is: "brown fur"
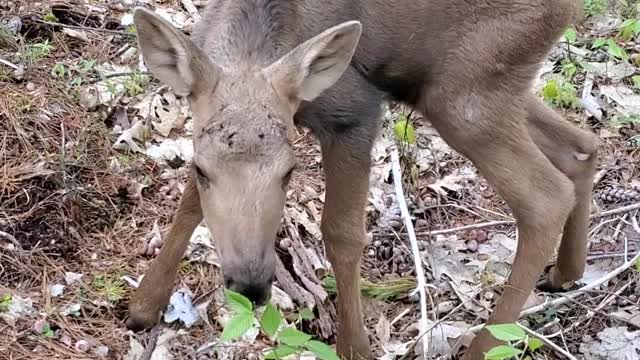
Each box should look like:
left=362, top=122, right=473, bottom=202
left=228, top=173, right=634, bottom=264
left=126, top=1, right=601, bottom=359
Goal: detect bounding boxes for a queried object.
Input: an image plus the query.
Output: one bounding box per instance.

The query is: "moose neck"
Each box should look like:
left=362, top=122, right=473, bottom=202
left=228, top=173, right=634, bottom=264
left=195, top=0, right=299, bottom=68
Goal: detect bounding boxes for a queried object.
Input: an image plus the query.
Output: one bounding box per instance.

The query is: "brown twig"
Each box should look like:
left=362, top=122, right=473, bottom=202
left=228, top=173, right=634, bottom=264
left=0, top=230, right=22, bottom=250
left=517, top=323, right=577, bottom=360
left=34, top=19, right=134, bottom=36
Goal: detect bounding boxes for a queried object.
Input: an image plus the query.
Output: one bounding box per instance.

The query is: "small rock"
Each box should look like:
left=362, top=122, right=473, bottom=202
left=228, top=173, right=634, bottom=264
left=93, top=345, right=109, bottom=357
left=436, top=300, right=456, bottom=315
left=466, top=240, right=478, bottom=252
left=476, top=230, right=488, bottom=243
left=388, top=220, right=402, bottom=229
left=416, top=219, right=428, bottom=228
left=59, top=334, right=72, bottom=347
left=33, top=318, right=47, bottom=333
left=26, top=82, right=36, bottom=91
left=75, top=340, right=90, bottom=352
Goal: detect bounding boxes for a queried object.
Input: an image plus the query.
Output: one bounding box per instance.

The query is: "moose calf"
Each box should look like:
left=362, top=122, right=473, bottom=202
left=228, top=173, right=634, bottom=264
left=126, top=1, right=600, bottom=359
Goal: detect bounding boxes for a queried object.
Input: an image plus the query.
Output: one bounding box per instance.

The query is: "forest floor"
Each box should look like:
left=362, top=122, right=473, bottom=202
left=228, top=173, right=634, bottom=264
left=1, top=0, right=639, bottom=359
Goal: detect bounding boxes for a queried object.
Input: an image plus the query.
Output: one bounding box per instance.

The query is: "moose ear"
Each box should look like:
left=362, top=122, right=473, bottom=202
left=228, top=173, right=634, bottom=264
left=133, top=7, right=218, bottom=96
left=263, top=21, right=362, bottom=104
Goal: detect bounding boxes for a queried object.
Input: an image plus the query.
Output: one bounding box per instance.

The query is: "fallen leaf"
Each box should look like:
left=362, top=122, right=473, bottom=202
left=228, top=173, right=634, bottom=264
left=64, top=272, right=83, bottom=285
left=599, top=85, right=640, bottom=116
left=145, top=138, right=194, bottom=163
left=113, top=120, right=146, bottom=153
left=586, top=62, right=636, bottom=83
left=415, top=321, right=466, bottom=358
left=288, top=206, right=322, bottom=240
left=50, top=284, right=65, bottom=297
left=271, top=285, right=294, bottom=311
left=124, top=337, right=145, bottom=360
left=375, top=314, right=391, bottom=344
left=0, top=294, right=34, bottom=327
left=184, top=225, right=220, bottom=266
left=62, top=28, right=90, bottom=42
left=579, top=327, right=640, bottom=360
left=163, top=288, right=199, bottom=328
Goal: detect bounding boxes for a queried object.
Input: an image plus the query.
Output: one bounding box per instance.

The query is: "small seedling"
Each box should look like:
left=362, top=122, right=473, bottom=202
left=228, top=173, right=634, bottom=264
left=393, top=114, right=416, bottom=145
left=41, top=323, right=55, bottom=338
left=124, top=71, right=147, bottom=97
left=632, top=75, right=640, bottom=89
left=43, top=11, right=59, bottom=23
left=619, top=19, right=640, bottom=41
left=541, top=77, right=579, bottom=109
left=563, top=27, right=577, bottom=44
left=52, top=63, right=67, bottom=78
left=92, top=275, right=126, bottom=302
left=222, top=289, right=341, bottom=360
left=484, top=323, right=545, bottom=360
left=584, top=0, right=607, bottom=17
left=0, top=294, right=12, bottom=312
left=24, top=40, right=55, bottom=63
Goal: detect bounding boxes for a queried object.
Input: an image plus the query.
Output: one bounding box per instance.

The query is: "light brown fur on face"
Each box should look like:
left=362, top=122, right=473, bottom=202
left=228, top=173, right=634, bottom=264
left=127, top=1, right=601, bottom=359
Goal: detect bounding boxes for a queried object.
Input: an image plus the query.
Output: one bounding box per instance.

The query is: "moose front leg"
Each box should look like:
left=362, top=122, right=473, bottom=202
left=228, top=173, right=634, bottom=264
left=126, top=175, right=203, bottom=331
left=320, top=137, right=373, bottom=360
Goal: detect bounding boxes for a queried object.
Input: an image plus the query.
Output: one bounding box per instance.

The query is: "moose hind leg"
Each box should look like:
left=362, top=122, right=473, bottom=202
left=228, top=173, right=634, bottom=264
left=525, top=95, right=600, bottom=291
left=422, top=89, right=575, bottom=359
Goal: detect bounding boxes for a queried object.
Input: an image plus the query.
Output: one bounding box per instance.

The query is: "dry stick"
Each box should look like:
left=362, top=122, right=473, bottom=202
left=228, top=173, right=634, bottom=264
left=516, top=323, right=578, bottom=360
left=34, top=19, right=134, bottom=36
left=418, top=203, right=640, bottom=236
left=0, top=230, right=22, bottom=250
left=390, top=148, right=428, bottom=360
left=0, top=58, right=19, bottom=70
left=469, top=249, right=640, bottom=333
left=181, top=0, right=202, bottom=22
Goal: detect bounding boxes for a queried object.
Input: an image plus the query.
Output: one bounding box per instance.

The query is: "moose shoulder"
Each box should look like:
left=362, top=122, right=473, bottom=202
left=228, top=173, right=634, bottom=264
left=126, top=1, right=601, bottom=359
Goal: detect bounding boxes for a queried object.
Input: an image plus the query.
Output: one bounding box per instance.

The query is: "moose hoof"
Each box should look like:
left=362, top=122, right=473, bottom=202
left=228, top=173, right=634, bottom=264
left=125, top=305, right=161, bottom=332
left=536, top=266, right=572, bottom=293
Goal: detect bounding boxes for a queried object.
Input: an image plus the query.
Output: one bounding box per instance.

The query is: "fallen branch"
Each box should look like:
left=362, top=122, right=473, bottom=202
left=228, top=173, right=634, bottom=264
left=415, top=203, right=640, bottom=236
left=35, top=19, right=134, bottom=36
left=469, top=249, right=640, bottom=333
left=0, top=57, right=19, bottom=70
left=390, top=148, right=428, bottom=360
left=181, top=0, right=202, bottom=21
left=517, top=323, right=578, bottom=360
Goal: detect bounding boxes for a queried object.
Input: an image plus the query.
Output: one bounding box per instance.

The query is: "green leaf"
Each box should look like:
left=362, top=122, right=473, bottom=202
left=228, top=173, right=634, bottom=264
left=635, top=256, right=640, bottom=272
left=592, top=38, right=607, bottom=49
left=299, top=308, right=314, bottom=320
left=224, top=289, right=253, bottom=314
left=564, top=27, right=577, bottom=44
left=484, top=345, right=523, bottom=360
left=632, top=75, right=640, bottom=90
left=485, top=324, right=526, bottom=342
left=263, top=345, right=300, bottom=359
left=542, top=79, right=558, bottom=100
left=528, top=337, right=544, bottom=352
left=260, top=303, right=282, bottom=338
left=393, top=117, right=416, bottom=144
left=278, top=327, right=312, bottom=347
left=220, top=312, right=255, bottom=341
left=606, top=39, right=628, bottom=60
left=305, top=340, right=341, bottom=360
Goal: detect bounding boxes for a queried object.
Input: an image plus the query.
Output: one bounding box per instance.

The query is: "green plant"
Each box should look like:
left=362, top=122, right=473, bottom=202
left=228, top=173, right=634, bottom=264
left=541, top=77, right=579, bottom=109
left=619, top=19, right=640, bottom=41
left=591, top=37, right=629, bottom=60
left=222, top=289, right=340, bottom=360
left=563, top=27, right=577, bottom=44
left=24, top=40, right=55, bottom=63
left=393, top=114, right=416, bottom=145
left=43, top=11, right=59, bottom=23
left=560, top=58, right=581, bottom=79
left=52, top=63, right=67, bottom=78
left=0, top=294, right=12, bottom=312
left=632, top=75, right=640, bottom=90
left=41, top=323, right=55, bottom=338
left=92, top=275, right=126, bottom=302
left=584, top=0, right=607, bottom=17
left=323, top=274, right=416, bottom=301
left=124, top=71, right=146, bottom=97
left=484, top=323, right=544, bottom=360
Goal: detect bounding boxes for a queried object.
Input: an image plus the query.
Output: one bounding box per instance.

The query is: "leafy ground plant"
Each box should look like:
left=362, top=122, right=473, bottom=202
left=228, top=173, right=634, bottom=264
left=484, top=323, right=544, bottom=360
left=541, top=77, right=580, bottom=109
left=222, top=289, right=340, bottom=360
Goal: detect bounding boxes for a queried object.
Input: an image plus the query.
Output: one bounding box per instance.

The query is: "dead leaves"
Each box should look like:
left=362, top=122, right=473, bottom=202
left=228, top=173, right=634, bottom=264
left=580, top=327, right=640, bottom=360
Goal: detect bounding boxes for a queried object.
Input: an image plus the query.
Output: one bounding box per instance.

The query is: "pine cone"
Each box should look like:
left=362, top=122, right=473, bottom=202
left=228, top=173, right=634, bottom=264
left=598, top=186, right=640, bottom=203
